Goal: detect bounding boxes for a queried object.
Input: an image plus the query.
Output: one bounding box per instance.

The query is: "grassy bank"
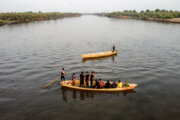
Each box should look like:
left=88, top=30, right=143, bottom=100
left=0, top=12, right=81, bottom=26
left=0, top=19, right=8, bottom=26
left=100, top=9, right=180, bottom=24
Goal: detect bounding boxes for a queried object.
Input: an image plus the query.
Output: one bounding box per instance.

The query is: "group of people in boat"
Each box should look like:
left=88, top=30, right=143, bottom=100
left=60, top=68, right=129, bottom=88
left=92, top=79, right=129, bottom=88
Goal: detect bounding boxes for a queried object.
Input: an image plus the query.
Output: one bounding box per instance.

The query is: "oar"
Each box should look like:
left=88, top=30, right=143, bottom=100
left=43, top=76, right=61, bottom=88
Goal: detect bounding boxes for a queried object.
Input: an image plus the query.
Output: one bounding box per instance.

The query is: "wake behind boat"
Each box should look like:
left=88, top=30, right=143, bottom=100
left=81, top=51, right=118, bottom=59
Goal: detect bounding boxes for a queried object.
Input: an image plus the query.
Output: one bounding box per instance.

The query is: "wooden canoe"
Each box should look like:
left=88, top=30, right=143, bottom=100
left=81, top=51, right=118, bottom=59
left=60, top=80, right=138, bottom=92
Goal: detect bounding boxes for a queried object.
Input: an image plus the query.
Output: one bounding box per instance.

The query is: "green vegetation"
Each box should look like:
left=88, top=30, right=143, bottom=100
left=101, top=9, right=180, bottom=23
left=0, top=12, right=81, bottom=26
left=104, top=9, right=180, bottom=19
left=0, top=19, right=8, bottom=25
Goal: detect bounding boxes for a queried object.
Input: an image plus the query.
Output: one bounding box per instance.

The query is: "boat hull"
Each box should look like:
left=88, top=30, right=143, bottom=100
left=81, top=51, right=118, bottom=59
left=60, top=80, right=138, bottom=92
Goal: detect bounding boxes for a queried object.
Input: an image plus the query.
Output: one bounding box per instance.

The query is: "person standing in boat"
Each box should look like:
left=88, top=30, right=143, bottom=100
left=60, top=68, right=68, bottom=81
left=112, top=44, right=115, bottom=52
left=85, top=72, right=90, bottom=87
left=90, top=72, right=95, bottom=88
left=79, top=72, right=85, bottom=87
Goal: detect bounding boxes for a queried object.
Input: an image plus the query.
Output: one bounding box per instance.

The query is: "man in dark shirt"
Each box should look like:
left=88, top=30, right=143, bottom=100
left=79, top=72, right=84, bottom=87
left=112, top=44, right=115, bottom=52
left=95, top=80, right=100, bottom=88
left=85, top=72, right=90, bottom=87
left=60, top=68, right=65, bottom=81
left=111, top=82, right=117, bottom=88
left=105, top=80, right=111, bottom=88
left=60, top=68, right=68, bottom=81
left=90, top=72, right=95, bottom=88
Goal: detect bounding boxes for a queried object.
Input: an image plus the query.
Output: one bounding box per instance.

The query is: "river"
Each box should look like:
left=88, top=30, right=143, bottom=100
left=0, top=15, right=180, bottom=120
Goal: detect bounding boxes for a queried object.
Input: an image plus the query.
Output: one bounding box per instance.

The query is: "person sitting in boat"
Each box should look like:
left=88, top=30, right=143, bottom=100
left=79, top=72, right=85, bottom=87
left=123, top=81, right=129, bottom=87
left=90, top=72, right=95, bottom=88
left=105, top=80, right=111, bottom=88
left=112, top=44, right=115, bottom=52
left=72, top=73, right=76, bottom=86
left=117, top=80, right=123, bottom=88
left=111, top=82, right=117, bottom=88
left=99, top=78, right=104, bottom=88
left=94, top=80, right=100, bottom=88
left=85, top=72, right=90, bottom=87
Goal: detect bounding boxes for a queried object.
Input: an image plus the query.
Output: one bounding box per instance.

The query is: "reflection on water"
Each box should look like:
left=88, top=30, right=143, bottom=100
left=61, top=87, right=136, bottom=102
left=0, top=15, right=180, bottom=120
left=82, top=55, right=117, bottom=63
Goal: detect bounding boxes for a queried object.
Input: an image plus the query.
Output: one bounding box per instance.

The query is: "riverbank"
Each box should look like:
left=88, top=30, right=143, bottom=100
left=111, top=16, right=180, bottom=24
left=0, top=12, right=81, bottom=26
left=100, top=9, right=180, bottom=24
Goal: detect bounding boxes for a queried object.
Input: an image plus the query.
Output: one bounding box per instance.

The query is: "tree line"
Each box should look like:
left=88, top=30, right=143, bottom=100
left=103, top=9, right=180, bottom=19
left=0, top=12, right=81, bottom=25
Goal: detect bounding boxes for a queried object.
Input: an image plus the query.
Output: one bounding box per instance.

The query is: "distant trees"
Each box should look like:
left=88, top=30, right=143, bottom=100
left=146, top=9, right=150, bottom=13
left=155, top=9, right=160, bottom=12
left=103, top=9, right=180, bottom=19
left=0, top=12, right=81, bottom=26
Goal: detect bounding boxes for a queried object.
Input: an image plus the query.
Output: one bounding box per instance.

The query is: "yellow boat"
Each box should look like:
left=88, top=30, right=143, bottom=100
left=81, top=51, right=118, bottom=59
left=60, top=80, right=138, bottom=92
left=82, top=54, right=117, bottom=63
left=61, top=87, right=136, bottom=94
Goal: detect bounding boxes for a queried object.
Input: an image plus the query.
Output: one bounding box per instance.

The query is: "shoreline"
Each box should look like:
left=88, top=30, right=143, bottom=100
left=0, top=16, right=81, bottom=26
left=100, top=10, right=180, bottom=24
left=0, top=12, right=81, bottom=26
left=111, top=16, right=180, bottom=24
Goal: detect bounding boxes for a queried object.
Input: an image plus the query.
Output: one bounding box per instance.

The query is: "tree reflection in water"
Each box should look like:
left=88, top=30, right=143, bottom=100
left=60, top=87, right=136, bottom=102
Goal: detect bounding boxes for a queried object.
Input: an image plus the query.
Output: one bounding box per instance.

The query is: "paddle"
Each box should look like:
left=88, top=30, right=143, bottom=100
left=43, top=76, right=61, bottom=88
